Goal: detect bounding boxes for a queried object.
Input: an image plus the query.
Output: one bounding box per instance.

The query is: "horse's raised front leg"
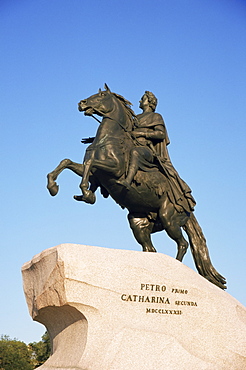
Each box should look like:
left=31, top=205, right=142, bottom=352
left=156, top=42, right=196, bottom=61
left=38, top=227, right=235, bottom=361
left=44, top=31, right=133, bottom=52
left=47, top=159, right=84, bottom=196
left=128, top=213, right=157, bottom=253
left=74, top=157, right=97, bottom=204
left=75, top=155, right=123, bottom=203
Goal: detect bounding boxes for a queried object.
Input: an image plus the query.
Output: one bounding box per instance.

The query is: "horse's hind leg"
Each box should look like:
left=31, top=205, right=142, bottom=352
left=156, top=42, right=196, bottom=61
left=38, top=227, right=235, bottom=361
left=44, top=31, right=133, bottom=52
left=47, top=159, right=84, bottom=196
left=128, top=213, right=156, bottom=253
left=159, top=199, right=189, bottom=261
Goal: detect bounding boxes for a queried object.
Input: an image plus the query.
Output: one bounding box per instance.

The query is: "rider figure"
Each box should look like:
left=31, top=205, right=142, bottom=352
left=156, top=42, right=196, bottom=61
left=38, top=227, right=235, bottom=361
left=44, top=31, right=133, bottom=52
left=117, top=91, right=166, bottom=188
left=118, top=91, right=196, bottom=214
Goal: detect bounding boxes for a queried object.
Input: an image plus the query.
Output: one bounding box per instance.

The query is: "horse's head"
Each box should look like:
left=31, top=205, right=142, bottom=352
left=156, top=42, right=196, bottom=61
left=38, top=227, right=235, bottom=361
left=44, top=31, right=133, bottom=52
left=78, top=84, right=115, bottom=117
left=79, top=84, right=135, bottom=132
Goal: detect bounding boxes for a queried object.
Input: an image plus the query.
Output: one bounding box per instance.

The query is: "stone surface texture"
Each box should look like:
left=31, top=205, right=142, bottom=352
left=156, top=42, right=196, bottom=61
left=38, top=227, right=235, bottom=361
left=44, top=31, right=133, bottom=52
left=22, top=244, right=246, bottom=370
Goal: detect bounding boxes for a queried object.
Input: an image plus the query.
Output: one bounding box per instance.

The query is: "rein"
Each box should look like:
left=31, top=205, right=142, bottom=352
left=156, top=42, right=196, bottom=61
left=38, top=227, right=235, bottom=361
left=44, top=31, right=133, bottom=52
left=90, top=107, right=144, bottom=147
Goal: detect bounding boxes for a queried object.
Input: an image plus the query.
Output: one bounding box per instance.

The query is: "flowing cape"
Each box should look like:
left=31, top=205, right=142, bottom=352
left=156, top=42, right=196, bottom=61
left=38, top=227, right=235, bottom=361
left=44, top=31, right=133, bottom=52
left=135, top=113, right=196, bottom=213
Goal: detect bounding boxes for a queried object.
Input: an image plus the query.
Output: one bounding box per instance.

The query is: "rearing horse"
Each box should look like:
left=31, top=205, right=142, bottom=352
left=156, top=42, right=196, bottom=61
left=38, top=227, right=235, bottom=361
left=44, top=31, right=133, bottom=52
left=47, top=85, right=226, bottom=290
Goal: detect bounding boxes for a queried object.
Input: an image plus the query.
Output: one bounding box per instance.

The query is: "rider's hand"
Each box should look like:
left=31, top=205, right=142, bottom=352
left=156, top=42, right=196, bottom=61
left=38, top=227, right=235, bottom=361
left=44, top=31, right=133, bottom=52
left=132, top=131, right=145, bottom=138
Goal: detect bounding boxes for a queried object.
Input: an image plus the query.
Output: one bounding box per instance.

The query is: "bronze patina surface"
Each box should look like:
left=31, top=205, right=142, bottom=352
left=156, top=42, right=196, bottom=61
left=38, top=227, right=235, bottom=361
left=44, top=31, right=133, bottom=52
left=47, top=85, right=226, bottom=290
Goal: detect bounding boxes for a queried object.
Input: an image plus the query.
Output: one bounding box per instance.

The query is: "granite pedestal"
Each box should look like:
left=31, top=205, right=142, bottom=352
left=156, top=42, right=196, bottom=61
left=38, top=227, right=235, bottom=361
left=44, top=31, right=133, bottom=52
left=22, top=244, right=246, bottom=369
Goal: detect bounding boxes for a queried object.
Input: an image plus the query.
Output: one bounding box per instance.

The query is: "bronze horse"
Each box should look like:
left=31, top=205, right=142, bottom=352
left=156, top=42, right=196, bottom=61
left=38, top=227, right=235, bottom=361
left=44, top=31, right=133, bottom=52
left=47, top=85, right=226, bottom=289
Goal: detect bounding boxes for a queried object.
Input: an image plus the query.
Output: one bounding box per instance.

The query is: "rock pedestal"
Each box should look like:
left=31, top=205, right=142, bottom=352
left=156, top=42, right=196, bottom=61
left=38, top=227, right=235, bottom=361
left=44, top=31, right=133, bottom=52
left=22, top=244, right=246, bottom=370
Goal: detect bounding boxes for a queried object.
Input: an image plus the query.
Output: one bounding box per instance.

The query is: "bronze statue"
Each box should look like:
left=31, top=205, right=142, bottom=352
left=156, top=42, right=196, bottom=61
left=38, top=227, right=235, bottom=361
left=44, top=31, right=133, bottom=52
left=47, top=84, right=226, bottom=290
left=117, top=91, right=195, bottom=214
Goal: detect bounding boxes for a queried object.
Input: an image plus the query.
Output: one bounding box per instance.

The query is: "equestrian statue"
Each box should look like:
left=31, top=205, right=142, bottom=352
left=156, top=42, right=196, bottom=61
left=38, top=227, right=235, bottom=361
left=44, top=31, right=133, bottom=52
left=47, top=84, right=226, bottom=290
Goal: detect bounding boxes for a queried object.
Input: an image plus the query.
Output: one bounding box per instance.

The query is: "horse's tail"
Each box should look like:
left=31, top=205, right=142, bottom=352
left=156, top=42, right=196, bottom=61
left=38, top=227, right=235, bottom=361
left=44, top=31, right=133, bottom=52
left=183, top=213, right=227, bottom=290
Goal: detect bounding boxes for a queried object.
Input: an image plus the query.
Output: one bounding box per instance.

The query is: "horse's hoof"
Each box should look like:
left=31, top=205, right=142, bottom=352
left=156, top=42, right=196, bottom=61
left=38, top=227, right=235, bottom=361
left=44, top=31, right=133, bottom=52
left=74, top=195, right=84, bottom=201
left=143, top=247, right=157, bottom=253
left=87, top=193, right=96, bottom=204
left=74, top=192, right=96, bottom=204
left=47, top=183, right=59, bottom=196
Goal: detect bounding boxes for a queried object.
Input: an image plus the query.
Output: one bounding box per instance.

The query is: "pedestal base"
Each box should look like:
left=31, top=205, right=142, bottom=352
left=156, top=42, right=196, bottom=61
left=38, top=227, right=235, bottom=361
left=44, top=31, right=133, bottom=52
left=22, top=244, right=246, bottom=369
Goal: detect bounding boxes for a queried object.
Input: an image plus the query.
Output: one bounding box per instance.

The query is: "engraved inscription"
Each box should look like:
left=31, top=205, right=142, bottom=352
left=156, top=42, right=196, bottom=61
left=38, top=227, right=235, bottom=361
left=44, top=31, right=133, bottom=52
left=175, top=300, right=197, bottom=306
left=171, top=288, right=188, bottom=294
left=140, top=284, right=166, bottom=292
left=120, top=283, right=198, bottom=315
left=146, top=308, right=182, bottom=315
left=121, top=294, right=170, bottom=304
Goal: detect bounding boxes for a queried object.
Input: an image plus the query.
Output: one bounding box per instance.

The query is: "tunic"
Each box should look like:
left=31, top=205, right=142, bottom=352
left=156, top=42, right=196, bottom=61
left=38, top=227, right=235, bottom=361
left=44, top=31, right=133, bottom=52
left=133, top=111, right=196, bottom=213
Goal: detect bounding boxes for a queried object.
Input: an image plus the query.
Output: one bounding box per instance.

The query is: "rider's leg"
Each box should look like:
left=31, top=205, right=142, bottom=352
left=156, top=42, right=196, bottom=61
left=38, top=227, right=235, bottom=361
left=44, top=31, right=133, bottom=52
left=128, top=213, right=156, bottom=252
left=159, top=198, right=188, bottom=261
left=122, top=149, right=140, bottom=188
left=117, top=148, right=143, bottom=189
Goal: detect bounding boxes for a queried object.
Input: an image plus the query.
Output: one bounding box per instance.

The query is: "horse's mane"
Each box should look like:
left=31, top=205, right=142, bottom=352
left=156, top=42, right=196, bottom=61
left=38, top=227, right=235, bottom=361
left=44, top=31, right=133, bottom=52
left=112, top=92, right=137, bottom=131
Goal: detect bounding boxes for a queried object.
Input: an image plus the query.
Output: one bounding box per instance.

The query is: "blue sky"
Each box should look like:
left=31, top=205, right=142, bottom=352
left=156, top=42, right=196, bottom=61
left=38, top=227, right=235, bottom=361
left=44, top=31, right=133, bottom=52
left=1, top=0, right=245, bottom=344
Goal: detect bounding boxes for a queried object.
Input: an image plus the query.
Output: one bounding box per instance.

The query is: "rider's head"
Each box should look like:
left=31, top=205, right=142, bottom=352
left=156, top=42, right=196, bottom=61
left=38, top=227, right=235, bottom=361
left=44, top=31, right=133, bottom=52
left=144, top=91, right=158, bottom=112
